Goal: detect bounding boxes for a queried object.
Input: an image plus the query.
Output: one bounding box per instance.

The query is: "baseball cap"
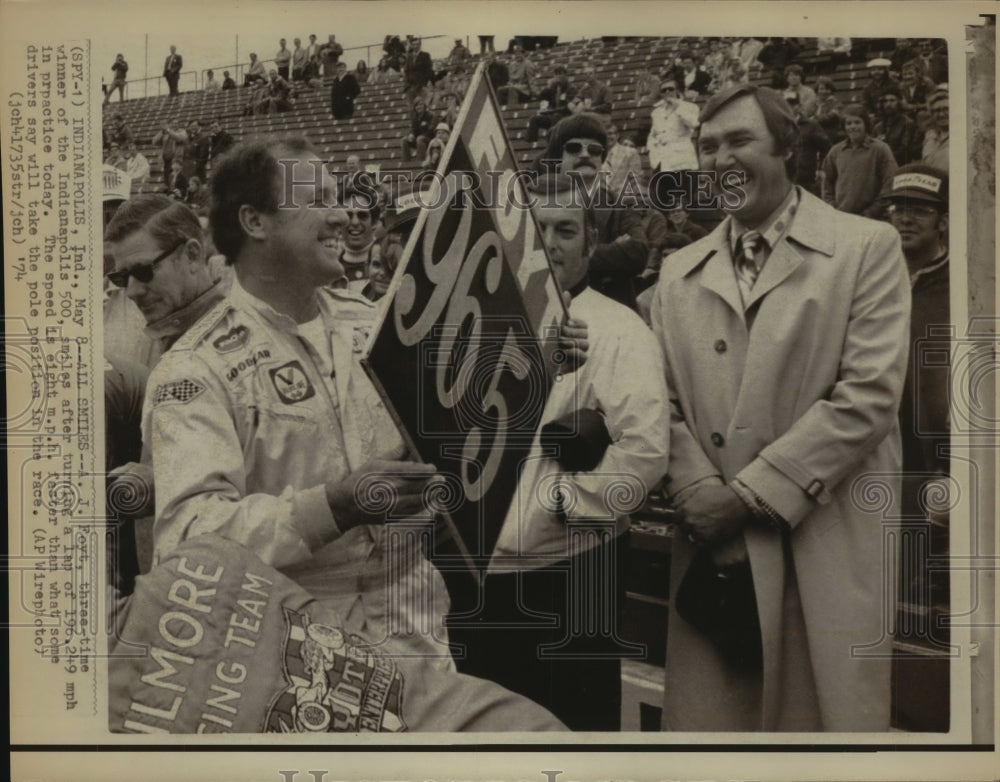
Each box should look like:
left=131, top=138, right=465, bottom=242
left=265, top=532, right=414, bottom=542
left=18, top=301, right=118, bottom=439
left=886, top=163, right=948, bottom=206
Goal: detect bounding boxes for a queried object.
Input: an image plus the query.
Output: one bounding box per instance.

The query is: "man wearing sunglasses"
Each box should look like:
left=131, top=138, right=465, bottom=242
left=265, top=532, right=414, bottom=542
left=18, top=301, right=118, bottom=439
left=647, top=78, right=700, bottom=175
left=104, top=195, right=231, bottom=370
left=542, top=113, right=648, bottom=312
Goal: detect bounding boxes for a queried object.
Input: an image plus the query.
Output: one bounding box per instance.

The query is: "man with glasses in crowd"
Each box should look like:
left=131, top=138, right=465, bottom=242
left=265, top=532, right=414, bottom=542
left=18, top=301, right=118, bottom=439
left=647, top=78, right=700, bottom=175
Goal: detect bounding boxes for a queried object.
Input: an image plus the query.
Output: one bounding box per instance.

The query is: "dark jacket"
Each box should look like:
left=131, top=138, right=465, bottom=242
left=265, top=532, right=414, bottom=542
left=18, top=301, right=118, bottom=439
left=330, top=73, right=361, bottom=119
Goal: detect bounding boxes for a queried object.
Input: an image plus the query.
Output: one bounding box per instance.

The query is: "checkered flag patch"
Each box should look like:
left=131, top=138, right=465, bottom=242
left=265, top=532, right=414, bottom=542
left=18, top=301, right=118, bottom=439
left=153, top=378, right=206, bottom=406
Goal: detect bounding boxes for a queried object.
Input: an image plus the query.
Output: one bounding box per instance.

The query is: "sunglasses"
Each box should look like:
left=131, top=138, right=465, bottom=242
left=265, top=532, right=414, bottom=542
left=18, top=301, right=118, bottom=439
left=106, top=238, right=186, bottom=288
left=660, top=86, right=677, bottom=93
left=563, top=141, right=604, bottom=157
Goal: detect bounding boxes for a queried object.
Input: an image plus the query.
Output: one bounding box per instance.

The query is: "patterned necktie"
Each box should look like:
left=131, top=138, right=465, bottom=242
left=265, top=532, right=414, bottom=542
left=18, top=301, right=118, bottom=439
left=736, top=230, right=763, bottom=304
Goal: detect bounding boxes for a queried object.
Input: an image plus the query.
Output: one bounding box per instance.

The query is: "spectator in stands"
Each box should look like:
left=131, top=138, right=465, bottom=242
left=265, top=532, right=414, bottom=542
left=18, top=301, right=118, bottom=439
left=635, top=230, right=692, bottom=325
left=302, top=54, right=323, bottom=86
left=757, top=37, right=802, bottom=88
left=400, top=96, right=436, bottom=162
left=291, top=38, right=308, bottom=81
left=861, top=58, right=900, bottom=116
left=342, top=154, right=364, bottom=191
left=527, top=65, right=574, bottom=143
left=667, top=202, right=709, bottom=242
left=478, top=35, right=495, bottom=55
left=360, top=242, right=396, bottom=303
left=702, top=38, right=727, bottom=85
left=821, top=105, right=897, bottom=217
left=383, top=34, right=405, bottom=69
left=544, top=113, right=649, bottom=311
left=875, top=84, right=923, bottom=166
left=782, top=64, right=817, bottom=119
left=440, top=91, right=461, bottom=130
left=207, top=118, right=234, bottom=165
left=329, top=61, right=361, bottom=120
left=259, top=69, right=294, bottom=115
left=567, top=65, right=612, bottom=117
left=788, top=94, right=831, bottom=195
left=124, top=142, right=150, bottom=183
left=921, top=87, right=949, bottom=171
left=354, top=60, right=370, bottom=84
left=602, top=126, right=643, bottom=196
left=152, top=120, right=186, bottom=185
left=184, top=175, right=210, bottom=214
left=403, top=37, right=436, bottom=104
left=275, top=38, right=292, bottom=80
left=671, top=50, right=712, bottom=100
left=182, top=119, right=210, bottom=181
left=244, top=53, right=266, bottom=87
left=734, top=36, right=765, bottom=75
left=448, top=38, right=471, bottom=74
left=421, top=137, right=446, bottom=173
left=221, top=70, right=236, bottom=90
left=715, top=55, right=749, bottom=92
left=899, top=59, right=937, bottom=118
left=204, top=69, right=221, bottom=92
left=485, top=52, right=510, bottom=95
left=337, top=186, right=381, bottom=286
left=647, top=79, right=699, bottom=174
left=634, top=65, right=660, bottom=107
left=163, top=45, right=182, bottom=97
left=105, top=142, right=127, bottom=169
left=917, top=38, right=948, bottom=85
left=105, top=54, right=128, bottom=104
left=165, top=159, right=188, bottom=200
left=814, top=37, right=852, bottom=75
left=497, top=44, right=536, bottom=107
left=110, top=112, right=135, bottom=147
left=306, top=34, right=321, bottom=62
left=814, top=76, right=845, bottom=143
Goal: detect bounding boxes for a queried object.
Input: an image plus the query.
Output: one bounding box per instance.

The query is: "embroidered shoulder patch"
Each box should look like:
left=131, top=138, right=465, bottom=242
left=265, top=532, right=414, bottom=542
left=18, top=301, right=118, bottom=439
left=153, top=378, right=206, bottom=405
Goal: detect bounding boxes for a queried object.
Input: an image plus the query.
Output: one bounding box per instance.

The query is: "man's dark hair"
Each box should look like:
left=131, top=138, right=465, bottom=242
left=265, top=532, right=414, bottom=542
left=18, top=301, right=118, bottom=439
left=842, top=104, right=871, bottom=133
left=698, top=83, right=800, bottom=179
left=105, top=193, right=202, bottom=248
left=546, top=113, right=609, bottom=163
left=784, top=63, right=804, bottom=78
left=209, top=135, right=316, bottom=264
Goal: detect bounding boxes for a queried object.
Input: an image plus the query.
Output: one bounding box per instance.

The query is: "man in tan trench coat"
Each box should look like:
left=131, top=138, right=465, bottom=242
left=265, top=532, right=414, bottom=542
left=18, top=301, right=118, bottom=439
left=650, top=84, right=911, bottom=731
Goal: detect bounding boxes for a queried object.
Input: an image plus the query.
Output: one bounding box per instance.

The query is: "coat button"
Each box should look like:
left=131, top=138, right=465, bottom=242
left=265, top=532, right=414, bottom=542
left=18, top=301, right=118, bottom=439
left=714, top=339, right=727, bottom=353
left=711, top=432, right=724, bottom=446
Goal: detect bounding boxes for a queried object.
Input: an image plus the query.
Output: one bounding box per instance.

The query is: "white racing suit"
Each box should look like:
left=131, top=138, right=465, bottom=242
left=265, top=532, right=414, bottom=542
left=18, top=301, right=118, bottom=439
left=143, top=279, right=453, bottom=668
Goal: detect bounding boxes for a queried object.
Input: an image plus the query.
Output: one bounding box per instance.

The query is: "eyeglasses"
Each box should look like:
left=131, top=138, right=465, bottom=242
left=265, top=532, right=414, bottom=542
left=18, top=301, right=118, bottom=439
left=563, top=141, right=604, bottom=157
left=888, top=203, right=940, bottom=219
left=106, top=238, right=186, bottom=288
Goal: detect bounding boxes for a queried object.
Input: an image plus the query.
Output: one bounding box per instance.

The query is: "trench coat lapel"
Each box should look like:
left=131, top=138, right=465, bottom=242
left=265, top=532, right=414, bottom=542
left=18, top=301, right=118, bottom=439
left=691, top=219, right=746, bottom=321
left=744, top=237, right=804, bottom=310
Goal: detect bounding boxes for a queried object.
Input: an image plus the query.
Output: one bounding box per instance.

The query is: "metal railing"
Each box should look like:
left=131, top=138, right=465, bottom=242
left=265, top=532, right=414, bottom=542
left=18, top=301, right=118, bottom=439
left=101, top=35, right=460, bottom=103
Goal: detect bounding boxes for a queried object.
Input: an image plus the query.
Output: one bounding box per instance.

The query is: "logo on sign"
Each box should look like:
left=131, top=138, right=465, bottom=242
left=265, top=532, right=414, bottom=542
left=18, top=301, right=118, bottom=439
left=269, top=361, right=315, bottom=404
left=213, top=325, right=250, bottom=353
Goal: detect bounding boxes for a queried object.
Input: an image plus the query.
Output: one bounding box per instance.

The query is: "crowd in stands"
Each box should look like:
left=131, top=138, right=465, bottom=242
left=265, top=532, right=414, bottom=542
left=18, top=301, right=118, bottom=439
left=102, top=34, right=950, bottom=271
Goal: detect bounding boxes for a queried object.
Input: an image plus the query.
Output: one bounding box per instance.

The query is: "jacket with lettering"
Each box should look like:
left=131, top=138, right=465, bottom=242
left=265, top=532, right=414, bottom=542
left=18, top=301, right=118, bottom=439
left=144, top=279, right=402, bottom=573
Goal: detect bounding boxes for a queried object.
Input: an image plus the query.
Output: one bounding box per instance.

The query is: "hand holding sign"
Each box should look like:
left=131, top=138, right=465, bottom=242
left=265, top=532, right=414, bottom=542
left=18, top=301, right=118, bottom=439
left=325, top=444, right=439, bottom=532
left=557, top=290, right=589, bottom=372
